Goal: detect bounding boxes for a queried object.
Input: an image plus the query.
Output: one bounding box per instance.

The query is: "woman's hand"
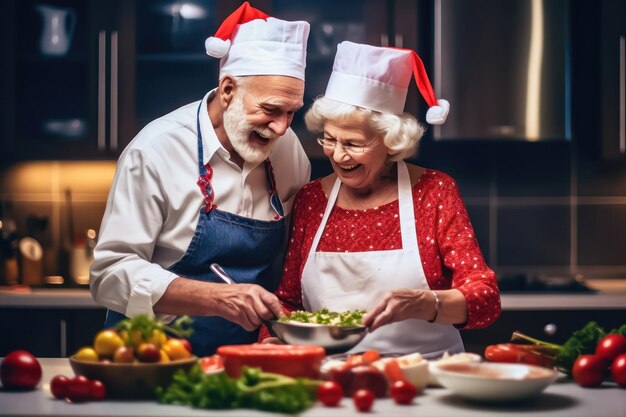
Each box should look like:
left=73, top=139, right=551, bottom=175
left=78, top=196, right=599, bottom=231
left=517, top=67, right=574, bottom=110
left=362, top=289, right=435, bottom=332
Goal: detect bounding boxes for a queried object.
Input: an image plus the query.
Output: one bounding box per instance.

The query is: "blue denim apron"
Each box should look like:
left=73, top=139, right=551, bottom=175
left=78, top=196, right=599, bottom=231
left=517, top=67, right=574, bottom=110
left=104, top=101, right=287, bottom=356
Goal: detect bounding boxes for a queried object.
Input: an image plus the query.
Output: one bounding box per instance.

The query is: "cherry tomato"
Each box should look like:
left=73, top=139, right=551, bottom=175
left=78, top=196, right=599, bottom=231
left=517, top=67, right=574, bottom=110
left=390, top=380, right=418, bottom=405
left=595, top=334, right=626, bottom=364
left=572, top=354, right=607, bottom=387
left=66, top=375, right=92, bottom=402
left=90, top=380, right=106, bottom=400
left=50, top=375, right=70, bottom=399
left=611, top=353, right=626, bottom=388
left=352, top=389, right=375, bottom=412
left=0, top=350, right=42, bottom=390
left=317, top=381, right=343, bottom=407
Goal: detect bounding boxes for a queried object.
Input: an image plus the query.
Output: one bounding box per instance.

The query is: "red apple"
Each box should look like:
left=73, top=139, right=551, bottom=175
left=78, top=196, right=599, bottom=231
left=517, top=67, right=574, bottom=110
left=136, top=343, right=160, bottom=363
left=112, top=346, right=135, bottom=363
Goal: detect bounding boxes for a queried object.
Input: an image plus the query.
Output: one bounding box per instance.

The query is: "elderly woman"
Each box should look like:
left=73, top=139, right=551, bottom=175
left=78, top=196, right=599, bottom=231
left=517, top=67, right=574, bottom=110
left=262, top=41, right=500, bottom=357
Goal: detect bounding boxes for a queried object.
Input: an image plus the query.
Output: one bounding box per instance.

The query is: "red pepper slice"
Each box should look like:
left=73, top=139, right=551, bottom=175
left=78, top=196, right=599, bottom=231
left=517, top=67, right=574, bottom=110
left=484, top=343, right=556, bottom=368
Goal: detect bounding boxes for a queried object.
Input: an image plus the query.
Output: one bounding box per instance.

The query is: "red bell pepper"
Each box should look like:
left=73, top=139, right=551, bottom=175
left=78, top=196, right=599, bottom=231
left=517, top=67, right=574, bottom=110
left=484, top=343, right=557, bottom=368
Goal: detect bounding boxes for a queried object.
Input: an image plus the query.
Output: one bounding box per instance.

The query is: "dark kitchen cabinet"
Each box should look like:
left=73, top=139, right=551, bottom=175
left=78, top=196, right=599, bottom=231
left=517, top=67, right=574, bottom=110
left=1, top=0, right=422, bottom=162
left=0, top=307, right=106, bottom=357
left=2, top=0, right=118, bottom=161
left=600, top=0, right=626, bottom=160
left=461, top=308, right=626, bottom=355
left=1, top=0, right=220, bottom=162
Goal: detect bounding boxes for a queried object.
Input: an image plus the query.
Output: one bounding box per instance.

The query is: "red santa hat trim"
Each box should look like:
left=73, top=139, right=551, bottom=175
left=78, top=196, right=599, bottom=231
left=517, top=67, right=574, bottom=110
left=205, top=2, right=270, bottom=58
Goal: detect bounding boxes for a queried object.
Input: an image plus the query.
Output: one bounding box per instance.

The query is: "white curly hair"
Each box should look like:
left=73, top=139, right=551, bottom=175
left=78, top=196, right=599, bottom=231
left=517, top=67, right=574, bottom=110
left=304, top=97, right=425, bottom=161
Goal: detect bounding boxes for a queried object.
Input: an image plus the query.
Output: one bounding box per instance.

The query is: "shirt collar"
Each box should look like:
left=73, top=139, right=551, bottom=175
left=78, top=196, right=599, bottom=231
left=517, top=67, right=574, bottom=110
left=198, top=89, right=230, bottom=166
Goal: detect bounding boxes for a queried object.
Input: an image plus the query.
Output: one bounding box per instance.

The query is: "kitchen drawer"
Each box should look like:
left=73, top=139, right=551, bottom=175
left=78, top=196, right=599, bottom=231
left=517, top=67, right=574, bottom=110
left=460, top=309, right=626, bottom=355
left=0, top=308, right=106, bottom=357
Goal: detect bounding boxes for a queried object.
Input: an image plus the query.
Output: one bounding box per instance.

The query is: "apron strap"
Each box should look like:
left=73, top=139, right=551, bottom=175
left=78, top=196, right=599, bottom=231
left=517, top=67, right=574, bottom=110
left=264, top=158, right=285, bottom=220
left=397, top=161, right=418, bottom=250
left=305, top=175, right=342, bottom=260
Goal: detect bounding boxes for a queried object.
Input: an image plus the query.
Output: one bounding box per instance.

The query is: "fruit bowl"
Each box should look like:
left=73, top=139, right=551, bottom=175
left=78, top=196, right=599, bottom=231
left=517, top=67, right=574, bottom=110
left=69, top=356, right=198, bottom=399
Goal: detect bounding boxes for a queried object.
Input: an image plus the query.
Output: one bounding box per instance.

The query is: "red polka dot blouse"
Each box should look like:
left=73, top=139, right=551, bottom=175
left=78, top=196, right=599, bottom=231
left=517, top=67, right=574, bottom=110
left=269, top=169, right=500, bottom=334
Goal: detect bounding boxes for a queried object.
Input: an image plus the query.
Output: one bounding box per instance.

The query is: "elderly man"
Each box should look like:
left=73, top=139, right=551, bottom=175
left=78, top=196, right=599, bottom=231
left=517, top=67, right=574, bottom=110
left=90, top=2, right=311, bottom=356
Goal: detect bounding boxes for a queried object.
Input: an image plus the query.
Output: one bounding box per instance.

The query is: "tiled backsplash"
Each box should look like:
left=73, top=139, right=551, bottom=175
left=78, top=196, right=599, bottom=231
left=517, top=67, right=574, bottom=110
left=1, top=138, right=626, bottom=282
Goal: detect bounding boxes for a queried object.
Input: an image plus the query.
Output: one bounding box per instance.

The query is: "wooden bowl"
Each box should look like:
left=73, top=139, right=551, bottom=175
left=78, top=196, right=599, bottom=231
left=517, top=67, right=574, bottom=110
left=69, top=356, right=198, bottom=399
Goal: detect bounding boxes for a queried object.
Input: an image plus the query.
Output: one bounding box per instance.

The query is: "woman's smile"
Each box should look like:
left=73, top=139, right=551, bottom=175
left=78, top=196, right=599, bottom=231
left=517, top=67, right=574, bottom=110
left=337, top=163, right=361, bottom=172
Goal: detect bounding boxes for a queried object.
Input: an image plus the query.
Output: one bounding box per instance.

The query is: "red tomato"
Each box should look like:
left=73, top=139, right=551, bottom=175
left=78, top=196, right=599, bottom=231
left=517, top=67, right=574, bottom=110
left=66, top=376, right=92, bottom=402
left=572, top=354, right=607, bottom=387
left=0, top=350, right=42, bottom=390
left=611, top=353, right=626, bottom=388
left=596, top=334, right=626, bottom=364
left=390, top=380, right=418, bottom=405
left=317, top=381, right=343, bottom=407
left=352, top=389, right=375, bottom=412
left=200, top=355, right=224, bottom=373
left=90, top=380, right=106, bottom=400
left=50, top=375, right=70, bottom=399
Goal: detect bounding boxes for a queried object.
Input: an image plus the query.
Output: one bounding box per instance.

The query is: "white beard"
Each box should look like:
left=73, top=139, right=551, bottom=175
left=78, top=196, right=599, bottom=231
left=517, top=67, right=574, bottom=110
left=223, top=93, right=279, bottom=164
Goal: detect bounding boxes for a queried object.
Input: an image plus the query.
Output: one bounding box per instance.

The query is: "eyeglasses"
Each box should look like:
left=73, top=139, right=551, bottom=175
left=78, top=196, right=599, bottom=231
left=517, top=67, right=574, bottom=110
left=316, top=138, right=373, bottom=155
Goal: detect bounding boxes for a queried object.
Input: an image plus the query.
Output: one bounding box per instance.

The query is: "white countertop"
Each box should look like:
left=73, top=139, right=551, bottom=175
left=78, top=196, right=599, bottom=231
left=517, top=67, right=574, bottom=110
left=1, top=287, right=625, bottom=310
left=0, top=358, right=624, bottom=417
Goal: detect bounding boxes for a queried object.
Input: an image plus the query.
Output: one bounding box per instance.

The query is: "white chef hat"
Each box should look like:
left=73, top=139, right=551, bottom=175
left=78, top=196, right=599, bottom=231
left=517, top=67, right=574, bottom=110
left=324, top=41, right=449, bottom=124
left=204, top=2, right=310, bottom=81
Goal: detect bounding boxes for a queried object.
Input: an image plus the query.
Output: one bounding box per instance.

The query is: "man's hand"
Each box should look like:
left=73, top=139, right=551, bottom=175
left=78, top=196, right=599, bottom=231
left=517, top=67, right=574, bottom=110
left=214, top=284, right=285, bottom=331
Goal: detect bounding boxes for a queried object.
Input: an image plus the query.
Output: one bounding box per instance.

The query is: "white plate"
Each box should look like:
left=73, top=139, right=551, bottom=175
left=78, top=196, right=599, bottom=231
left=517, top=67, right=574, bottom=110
left=428, top=352, right=482, bottom=386
left=431, top=362, right=558, bottom=402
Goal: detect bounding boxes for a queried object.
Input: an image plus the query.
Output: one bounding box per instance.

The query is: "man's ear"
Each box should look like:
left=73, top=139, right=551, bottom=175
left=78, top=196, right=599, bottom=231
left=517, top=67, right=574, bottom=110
left=218, top=75, right=236, bottom=109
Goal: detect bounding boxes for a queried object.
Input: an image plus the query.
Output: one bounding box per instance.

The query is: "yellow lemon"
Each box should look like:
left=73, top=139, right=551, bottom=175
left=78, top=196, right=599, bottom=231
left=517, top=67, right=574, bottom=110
left=93, top=329, right=125, bottom=357
left=74, top=346, right=100, bottom=362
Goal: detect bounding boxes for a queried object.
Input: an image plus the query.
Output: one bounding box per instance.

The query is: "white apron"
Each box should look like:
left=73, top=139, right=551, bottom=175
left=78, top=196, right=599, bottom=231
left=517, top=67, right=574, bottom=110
left=301, top=161, right=464, bottom=357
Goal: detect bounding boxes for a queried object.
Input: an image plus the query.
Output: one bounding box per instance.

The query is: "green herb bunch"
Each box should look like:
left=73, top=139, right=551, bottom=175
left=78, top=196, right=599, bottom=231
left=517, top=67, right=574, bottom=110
left=156, top=366, right=319, bottom=414
left=114, top=314, right=193, bottom=341
left=512, top=321, right=626, bottom=375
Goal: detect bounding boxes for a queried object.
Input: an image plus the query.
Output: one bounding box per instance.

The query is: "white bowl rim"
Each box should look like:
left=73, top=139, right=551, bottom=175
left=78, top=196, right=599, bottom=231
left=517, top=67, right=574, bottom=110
left=432, top=362, right=558, bottom=381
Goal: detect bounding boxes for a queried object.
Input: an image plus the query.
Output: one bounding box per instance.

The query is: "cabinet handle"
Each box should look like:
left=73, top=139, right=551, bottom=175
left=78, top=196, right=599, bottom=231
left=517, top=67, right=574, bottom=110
left=60, top=319, right=67, bottom=358
left=619, top=35, right=626, bottom=154
left=395, top=34, right=403, bottom=48
left=110, top=31, right=119, bottom=152
left=98, top=31, right=106, bottom=151
left=380, top=33, right=389, bottom=47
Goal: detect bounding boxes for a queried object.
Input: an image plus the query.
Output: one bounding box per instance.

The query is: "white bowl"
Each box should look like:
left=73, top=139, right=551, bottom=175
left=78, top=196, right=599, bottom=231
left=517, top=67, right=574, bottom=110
left=431, top=362, right=558, bottom=402
left=428, top=352, right=482, bottom=386
left=396, top=355, right=429, bottom=390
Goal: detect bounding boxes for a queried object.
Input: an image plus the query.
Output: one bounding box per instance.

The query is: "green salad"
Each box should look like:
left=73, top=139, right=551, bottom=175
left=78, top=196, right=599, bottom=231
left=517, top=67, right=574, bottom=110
left=279, top=308, right=366, bottom=326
